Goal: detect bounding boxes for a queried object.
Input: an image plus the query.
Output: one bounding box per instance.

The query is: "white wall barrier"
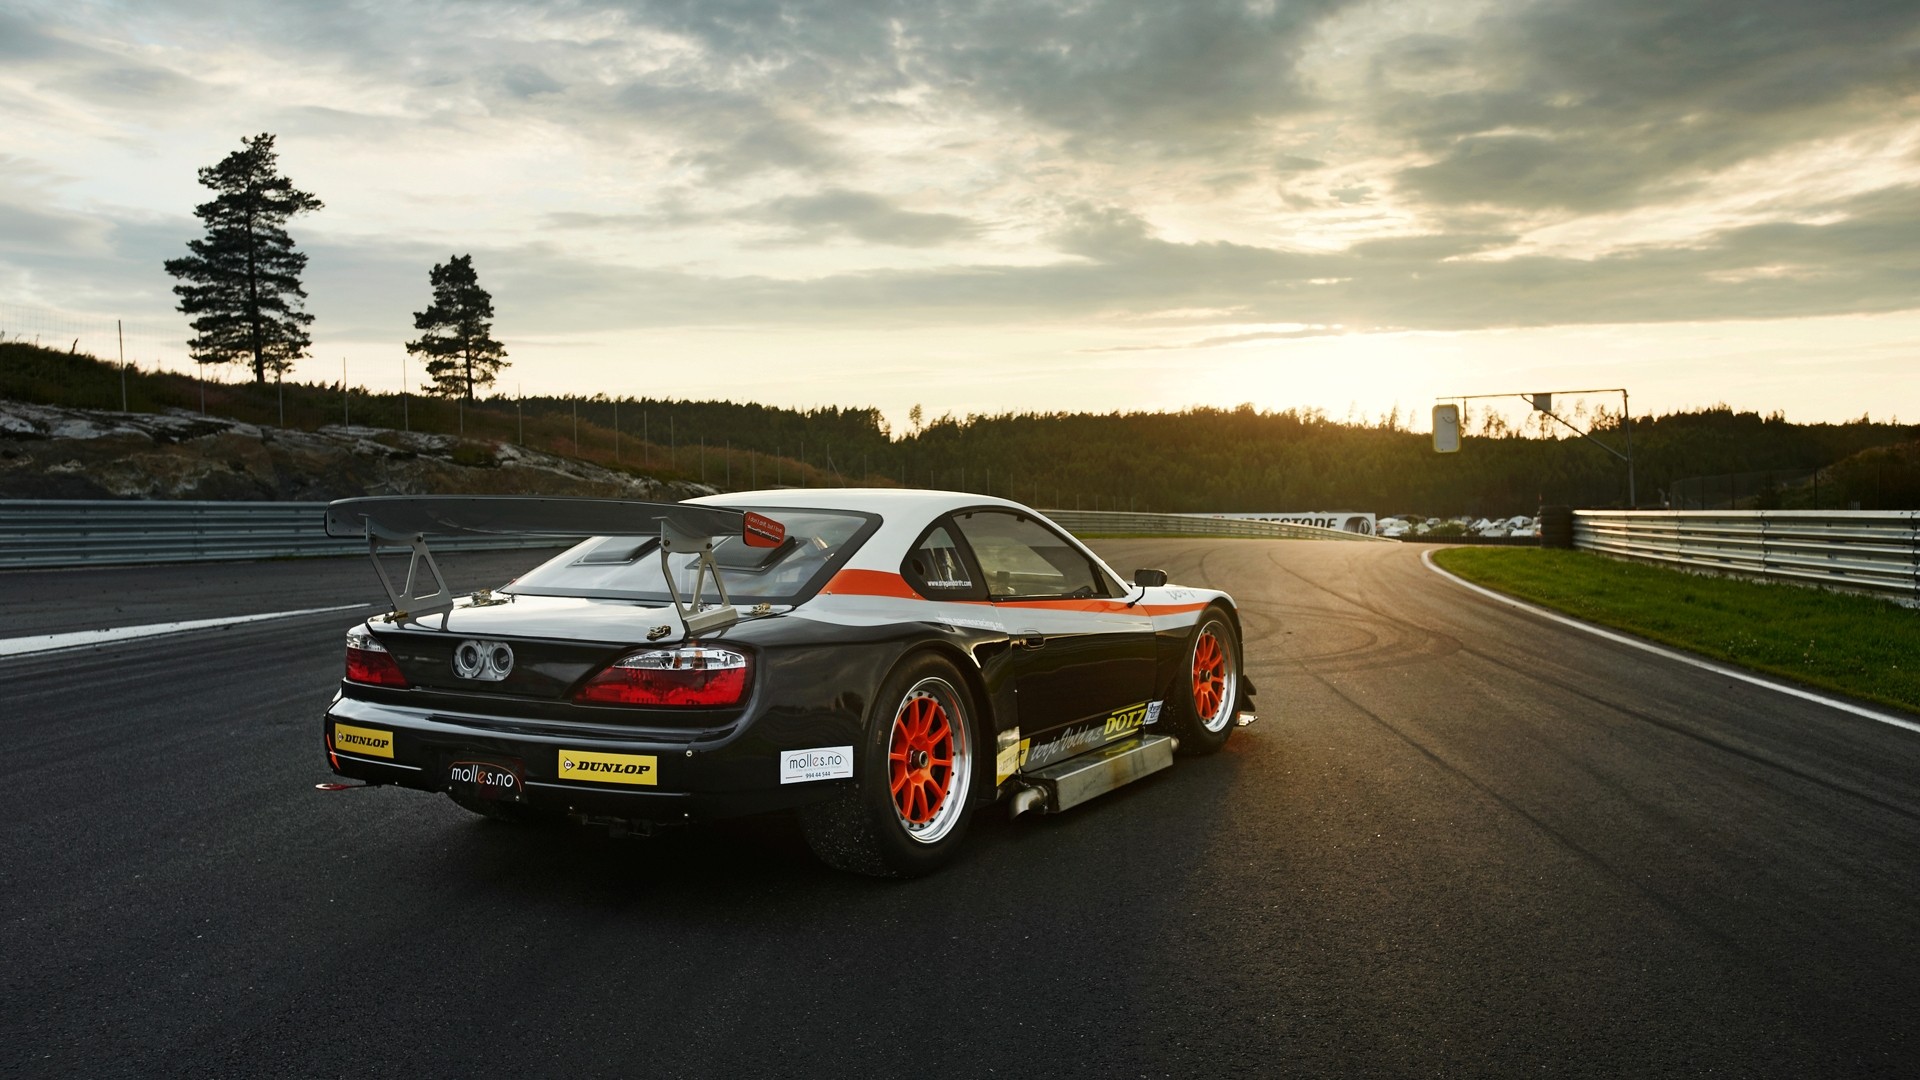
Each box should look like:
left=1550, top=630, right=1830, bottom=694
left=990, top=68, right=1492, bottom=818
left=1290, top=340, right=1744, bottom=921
left=1042, top=509, right=1392, bottom=543
left=0, top=499, right=1396, bottom=570
left=1184, top=511, right=1378, bottom=536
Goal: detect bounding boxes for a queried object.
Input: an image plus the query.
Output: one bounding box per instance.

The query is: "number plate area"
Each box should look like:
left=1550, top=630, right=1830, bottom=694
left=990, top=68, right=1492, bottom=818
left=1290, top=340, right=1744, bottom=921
left=446, top=758, right=527, bottom=803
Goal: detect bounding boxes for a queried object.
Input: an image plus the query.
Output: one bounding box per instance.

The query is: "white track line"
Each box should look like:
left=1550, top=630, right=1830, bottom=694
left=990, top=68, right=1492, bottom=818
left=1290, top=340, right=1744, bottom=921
left=1420, top=549, right=1920, bottom=736
left=0, top=603, right=372, bottom=659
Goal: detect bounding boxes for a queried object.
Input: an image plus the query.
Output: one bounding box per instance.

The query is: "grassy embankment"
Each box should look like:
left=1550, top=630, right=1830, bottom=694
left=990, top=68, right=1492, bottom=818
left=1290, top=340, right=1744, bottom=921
left=0, top=340, right=841, bottom=490
left=1431, top=547, right=1920, bottom=714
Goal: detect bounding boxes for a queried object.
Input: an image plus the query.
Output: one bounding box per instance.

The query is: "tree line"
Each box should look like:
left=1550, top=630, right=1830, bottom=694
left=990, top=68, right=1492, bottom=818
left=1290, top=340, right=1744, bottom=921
left=493, top=395, right=1913, bottom=515
left=163, top=133, right=506, bottom=399
left=5, top=333, right=1911, bottom=513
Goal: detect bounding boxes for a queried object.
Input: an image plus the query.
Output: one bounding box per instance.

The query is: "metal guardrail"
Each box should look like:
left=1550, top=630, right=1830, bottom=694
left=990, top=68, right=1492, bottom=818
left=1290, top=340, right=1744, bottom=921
left=1574, top=510, right=1920, bottom=603
left=0, top=500, right=563, bottom=569
left=0, top=500, right=1395, bottom=570
left=1040, top=509, right=1393, bottom=542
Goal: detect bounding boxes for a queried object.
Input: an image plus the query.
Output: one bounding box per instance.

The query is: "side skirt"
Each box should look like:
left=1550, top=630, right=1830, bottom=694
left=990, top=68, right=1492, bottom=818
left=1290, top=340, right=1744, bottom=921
left=1009, top=734, right=1176, bottom=818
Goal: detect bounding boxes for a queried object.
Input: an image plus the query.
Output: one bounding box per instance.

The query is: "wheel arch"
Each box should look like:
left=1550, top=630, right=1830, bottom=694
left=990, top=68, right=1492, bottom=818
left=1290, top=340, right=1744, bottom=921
left=1154, top=597, right=1244, bottom=702
left=883, top=639, right=998, bottom=801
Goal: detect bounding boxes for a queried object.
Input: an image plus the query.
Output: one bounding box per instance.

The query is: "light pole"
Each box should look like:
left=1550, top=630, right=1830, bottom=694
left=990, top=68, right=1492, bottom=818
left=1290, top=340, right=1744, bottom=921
left=1436, top=386, right=1636, bottom=507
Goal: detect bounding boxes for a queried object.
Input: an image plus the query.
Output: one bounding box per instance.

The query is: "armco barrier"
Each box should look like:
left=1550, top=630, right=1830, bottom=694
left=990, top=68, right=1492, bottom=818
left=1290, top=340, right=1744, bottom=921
left=0, top=500, right=1395, bottom=570
left=0, top=500, right=563, bottom=569
left=1573, top=509, right=1920, bottom=603
left=1040, top=509, right=1393, bottom=542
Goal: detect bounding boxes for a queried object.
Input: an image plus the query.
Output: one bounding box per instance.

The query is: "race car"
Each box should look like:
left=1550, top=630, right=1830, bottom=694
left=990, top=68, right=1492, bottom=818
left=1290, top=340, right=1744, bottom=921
left=321, top=489, right=1254, bottom=876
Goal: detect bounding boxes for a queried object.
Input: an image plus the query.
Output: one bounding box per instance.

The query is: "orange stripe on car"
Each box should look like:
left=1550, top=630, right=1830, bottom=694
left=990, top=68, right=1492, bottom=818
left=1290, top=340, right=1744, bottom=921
left=821, top=568, right=922, bottom=598
left=819, top=569, right=1210, bottom=617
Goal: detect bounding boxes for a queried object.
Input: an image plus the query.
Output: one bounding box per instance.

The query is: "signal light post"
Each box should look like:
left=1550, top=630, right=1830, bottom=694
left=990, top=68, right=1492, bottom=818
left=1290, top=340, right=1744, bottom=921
left=1435, top=387, right=1636, bottom=508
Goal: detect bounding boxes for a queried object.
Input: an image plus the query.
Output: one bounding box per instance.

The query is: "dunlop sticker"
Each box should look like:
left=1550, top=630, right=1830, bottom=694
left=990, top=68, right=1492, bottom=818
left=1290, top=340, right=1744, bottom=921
left=333, top=723, right=394, bottom=759
left=558, top=748, right=657, bottom=786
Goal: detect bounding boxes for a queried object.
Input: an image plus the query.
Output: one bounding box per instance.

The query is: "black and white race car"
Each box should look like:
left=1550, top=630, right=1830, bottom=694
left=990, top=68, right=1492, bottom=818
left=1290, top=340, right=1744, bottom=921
left=321, top=489, right=1254, bottom=876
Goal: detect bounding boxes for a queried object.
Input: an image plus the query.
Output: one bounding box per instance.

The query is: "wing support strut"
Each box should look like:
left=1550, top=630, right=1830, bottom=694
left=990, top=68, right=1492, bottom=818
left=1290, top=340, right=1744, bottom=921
left=659, top=519, right=737, bottom=636
left=364, top=523, right=455, bottom=621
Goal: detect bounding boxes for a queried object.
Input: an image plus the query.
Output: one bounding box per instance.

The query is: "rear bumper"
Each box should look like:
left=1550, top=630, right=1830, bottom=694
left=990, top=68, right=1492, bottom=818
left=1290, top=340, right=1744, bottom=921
left=324, top=696, right=849, bottom=821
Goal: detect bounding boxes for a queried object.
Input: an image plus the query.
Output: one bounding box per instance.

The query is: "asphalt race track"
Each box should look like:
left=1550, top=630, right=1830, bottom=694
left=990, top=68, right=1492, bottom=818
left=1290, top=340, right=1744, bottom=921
left=4, top=539, right=1917, bottom=1078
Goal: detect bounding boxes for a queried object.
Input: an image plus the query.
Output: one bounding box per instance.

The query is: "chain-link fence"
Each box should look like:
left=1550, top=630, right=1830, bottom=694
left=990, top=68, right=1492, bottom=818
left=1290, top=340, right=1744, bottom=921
left=0, top=301, right=195, bottom=378
left=1670, top=468, right=1826, bottom=511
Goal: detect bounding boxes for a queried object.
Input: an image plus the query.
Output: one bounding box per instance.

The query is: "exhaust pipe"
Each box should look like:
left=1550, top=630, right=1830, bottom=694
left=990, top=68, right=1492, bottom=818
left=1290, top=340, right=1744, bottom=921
left=1010, top=786, right=1048, bottom=819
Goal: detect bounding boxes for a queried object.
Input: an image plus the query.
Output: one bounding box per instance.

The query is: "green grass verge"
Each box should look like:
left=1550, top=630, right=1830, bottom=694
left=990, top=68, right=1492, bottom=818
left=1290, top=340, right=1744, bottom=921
left=1430, top=547, right=1920, bottom=715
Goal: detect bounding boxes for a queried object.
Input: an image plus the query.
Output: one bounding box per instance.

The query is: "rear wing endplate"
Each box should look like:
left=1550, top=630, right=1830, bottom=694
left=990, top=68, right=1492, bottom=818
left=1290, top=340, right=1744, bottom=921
left=323, top=496, right=768, bottom=635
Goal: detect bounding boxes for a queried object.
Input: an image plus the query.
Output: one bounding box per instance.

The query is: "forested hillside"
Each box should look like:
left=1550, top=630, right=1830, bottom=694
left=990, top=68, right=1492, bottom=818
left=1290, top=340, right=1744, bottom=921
left=4, top=340, right=1912, bottom=515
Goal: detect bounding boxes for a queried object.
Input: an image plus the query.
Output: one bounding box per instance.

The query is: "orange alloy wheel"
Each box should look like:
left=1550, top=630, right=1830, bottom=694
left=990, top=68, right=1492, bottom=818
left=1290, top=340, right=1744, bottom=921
left=889, top=692, right=955, bottom=827
left=1192, top=629, right=1227, bottom=722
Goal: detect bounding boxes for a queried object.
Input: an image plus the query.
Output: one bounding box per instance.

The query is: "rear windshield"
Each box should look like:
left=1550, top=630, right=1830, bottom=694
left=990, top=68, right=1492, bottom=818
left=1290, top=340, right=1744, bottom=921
left=504, top=507, right=877, bottom=605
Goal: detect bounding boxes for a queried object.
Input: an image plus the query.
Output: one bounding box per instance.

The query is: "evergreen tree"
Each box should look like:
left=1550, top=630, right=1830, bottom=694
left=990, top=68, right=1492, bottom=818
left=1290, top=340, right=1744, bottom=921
left=163, top=133, right=324, bottom=382
left=407, top=255, right=508, bottom=400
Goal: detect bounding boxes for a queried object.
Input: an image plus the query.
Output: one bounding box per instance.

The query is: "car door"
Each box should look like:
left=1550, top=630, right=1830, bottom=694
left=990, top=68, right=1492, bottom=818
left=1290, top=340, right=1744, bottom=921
left=948, top=509, right=1155, bottom=768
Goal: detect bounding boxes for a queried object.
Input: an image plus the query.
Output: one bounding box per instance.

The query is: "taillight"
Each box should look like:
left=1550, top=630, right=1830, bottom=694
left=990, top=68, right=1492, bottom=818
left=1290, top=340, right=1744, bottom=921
left=344, top=628, right=409, bottom=687
left=575, top=646, right=750, bottom=707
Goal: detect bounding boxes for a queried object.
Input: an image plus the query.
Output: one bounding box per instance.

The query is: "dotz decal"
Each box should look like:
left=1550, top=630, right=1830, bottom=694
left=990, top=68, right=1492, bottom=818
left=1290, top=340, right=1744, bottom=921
left=333, top=723, right=394, bottom=759
left=558, top=749, right=658, bottom=786
left=1021, top=702, right=1151, bottom=770
left=1103, top=701, right=1149, bottom=739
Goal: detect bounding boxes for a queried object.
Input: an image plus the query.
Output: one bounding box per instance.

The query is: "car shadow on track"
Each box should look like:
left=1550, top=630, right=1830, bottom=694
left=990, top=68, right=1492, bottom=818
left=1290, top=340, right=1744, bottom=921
left=404, top=738, right=1256, bottom=913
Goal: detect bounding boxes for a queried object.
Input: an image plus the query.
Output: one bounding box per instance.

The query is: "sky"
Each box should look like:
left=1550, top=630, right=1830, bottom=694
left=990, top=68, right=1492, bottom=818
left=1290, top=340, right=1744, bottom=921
left=2, top=0, right=1918, bottom=433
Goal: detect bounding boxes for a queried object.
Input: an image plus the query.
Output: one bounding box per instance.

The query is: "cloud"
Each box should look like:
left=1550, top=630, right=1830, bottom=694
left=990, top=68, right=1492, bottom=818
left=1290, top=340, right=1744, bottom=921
left=1085, top=327, right=1347, bottom=352
left=0, top=7, right=209, bottom=110
left=754, top=189, right=981, bottom=246
left=0, top=9, right=90, bottom=63
left=612, top=80, right=841, bottom=179
left=1376, top=0, right=1920, bottom=211
left=492, top=63, right=564, bottom=100
left=0, top=201, right=114, bottom=254
left=469, top=182, right=1920, bottom=334
left=912, top=0, right=1358, bottom=146
left=4, top=0, right=1920, bottom=369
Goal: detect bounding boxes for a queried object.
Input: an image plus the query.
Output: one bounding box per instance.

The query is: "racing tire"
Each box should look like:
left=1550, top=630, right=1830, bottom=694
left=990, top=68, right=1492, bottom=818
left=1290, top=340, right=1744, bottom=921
left=448, top=792, right=564, bottom=826
left=798, top=653, right=979, bottom=877
left=1165, top=605, right=1241, bottom=756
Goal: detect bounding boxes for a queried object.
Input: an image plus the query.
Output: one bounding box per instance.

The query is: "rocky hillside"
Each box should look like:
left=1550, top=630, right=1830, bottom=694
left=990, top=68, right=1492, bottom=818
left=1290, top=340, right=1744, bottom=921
left=0, top=399, right=715, bottom=502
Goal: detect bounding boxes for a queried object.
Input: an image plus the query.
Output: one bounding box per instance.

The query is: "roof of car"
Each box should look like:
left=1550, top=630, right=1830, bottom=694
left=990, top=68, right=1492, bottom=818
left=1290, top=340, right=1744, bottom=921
left=688, top=487, right=1097, bottom=576
left=688, top=487, right=1029, bottom=517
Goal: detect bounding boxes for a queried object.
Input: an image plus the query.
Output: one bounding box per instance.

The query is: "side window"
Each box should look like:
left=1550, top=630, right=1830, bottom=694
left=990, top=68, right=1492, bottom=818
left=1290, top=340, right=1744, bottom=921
left=953, top=511, right=1104, bottom=600
left=903, top=524, right=982, bottom=599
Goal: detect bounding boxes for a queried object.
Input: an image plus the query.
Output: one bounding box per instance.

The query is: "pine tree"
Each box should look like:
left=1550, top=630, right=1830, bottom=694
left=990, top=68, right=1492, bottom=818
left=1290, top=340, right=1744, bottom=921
left=407, top=255, right=508, bottom=400
left=163, top=133, right=323, bottom=383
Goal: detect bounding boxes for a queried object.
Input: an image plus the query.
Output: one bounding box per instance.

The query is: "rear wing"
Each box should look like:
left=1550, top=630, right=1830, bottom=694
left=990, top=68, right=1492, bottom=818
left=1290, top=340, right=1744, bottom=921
left=323, top=496, right=785, bottom=635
